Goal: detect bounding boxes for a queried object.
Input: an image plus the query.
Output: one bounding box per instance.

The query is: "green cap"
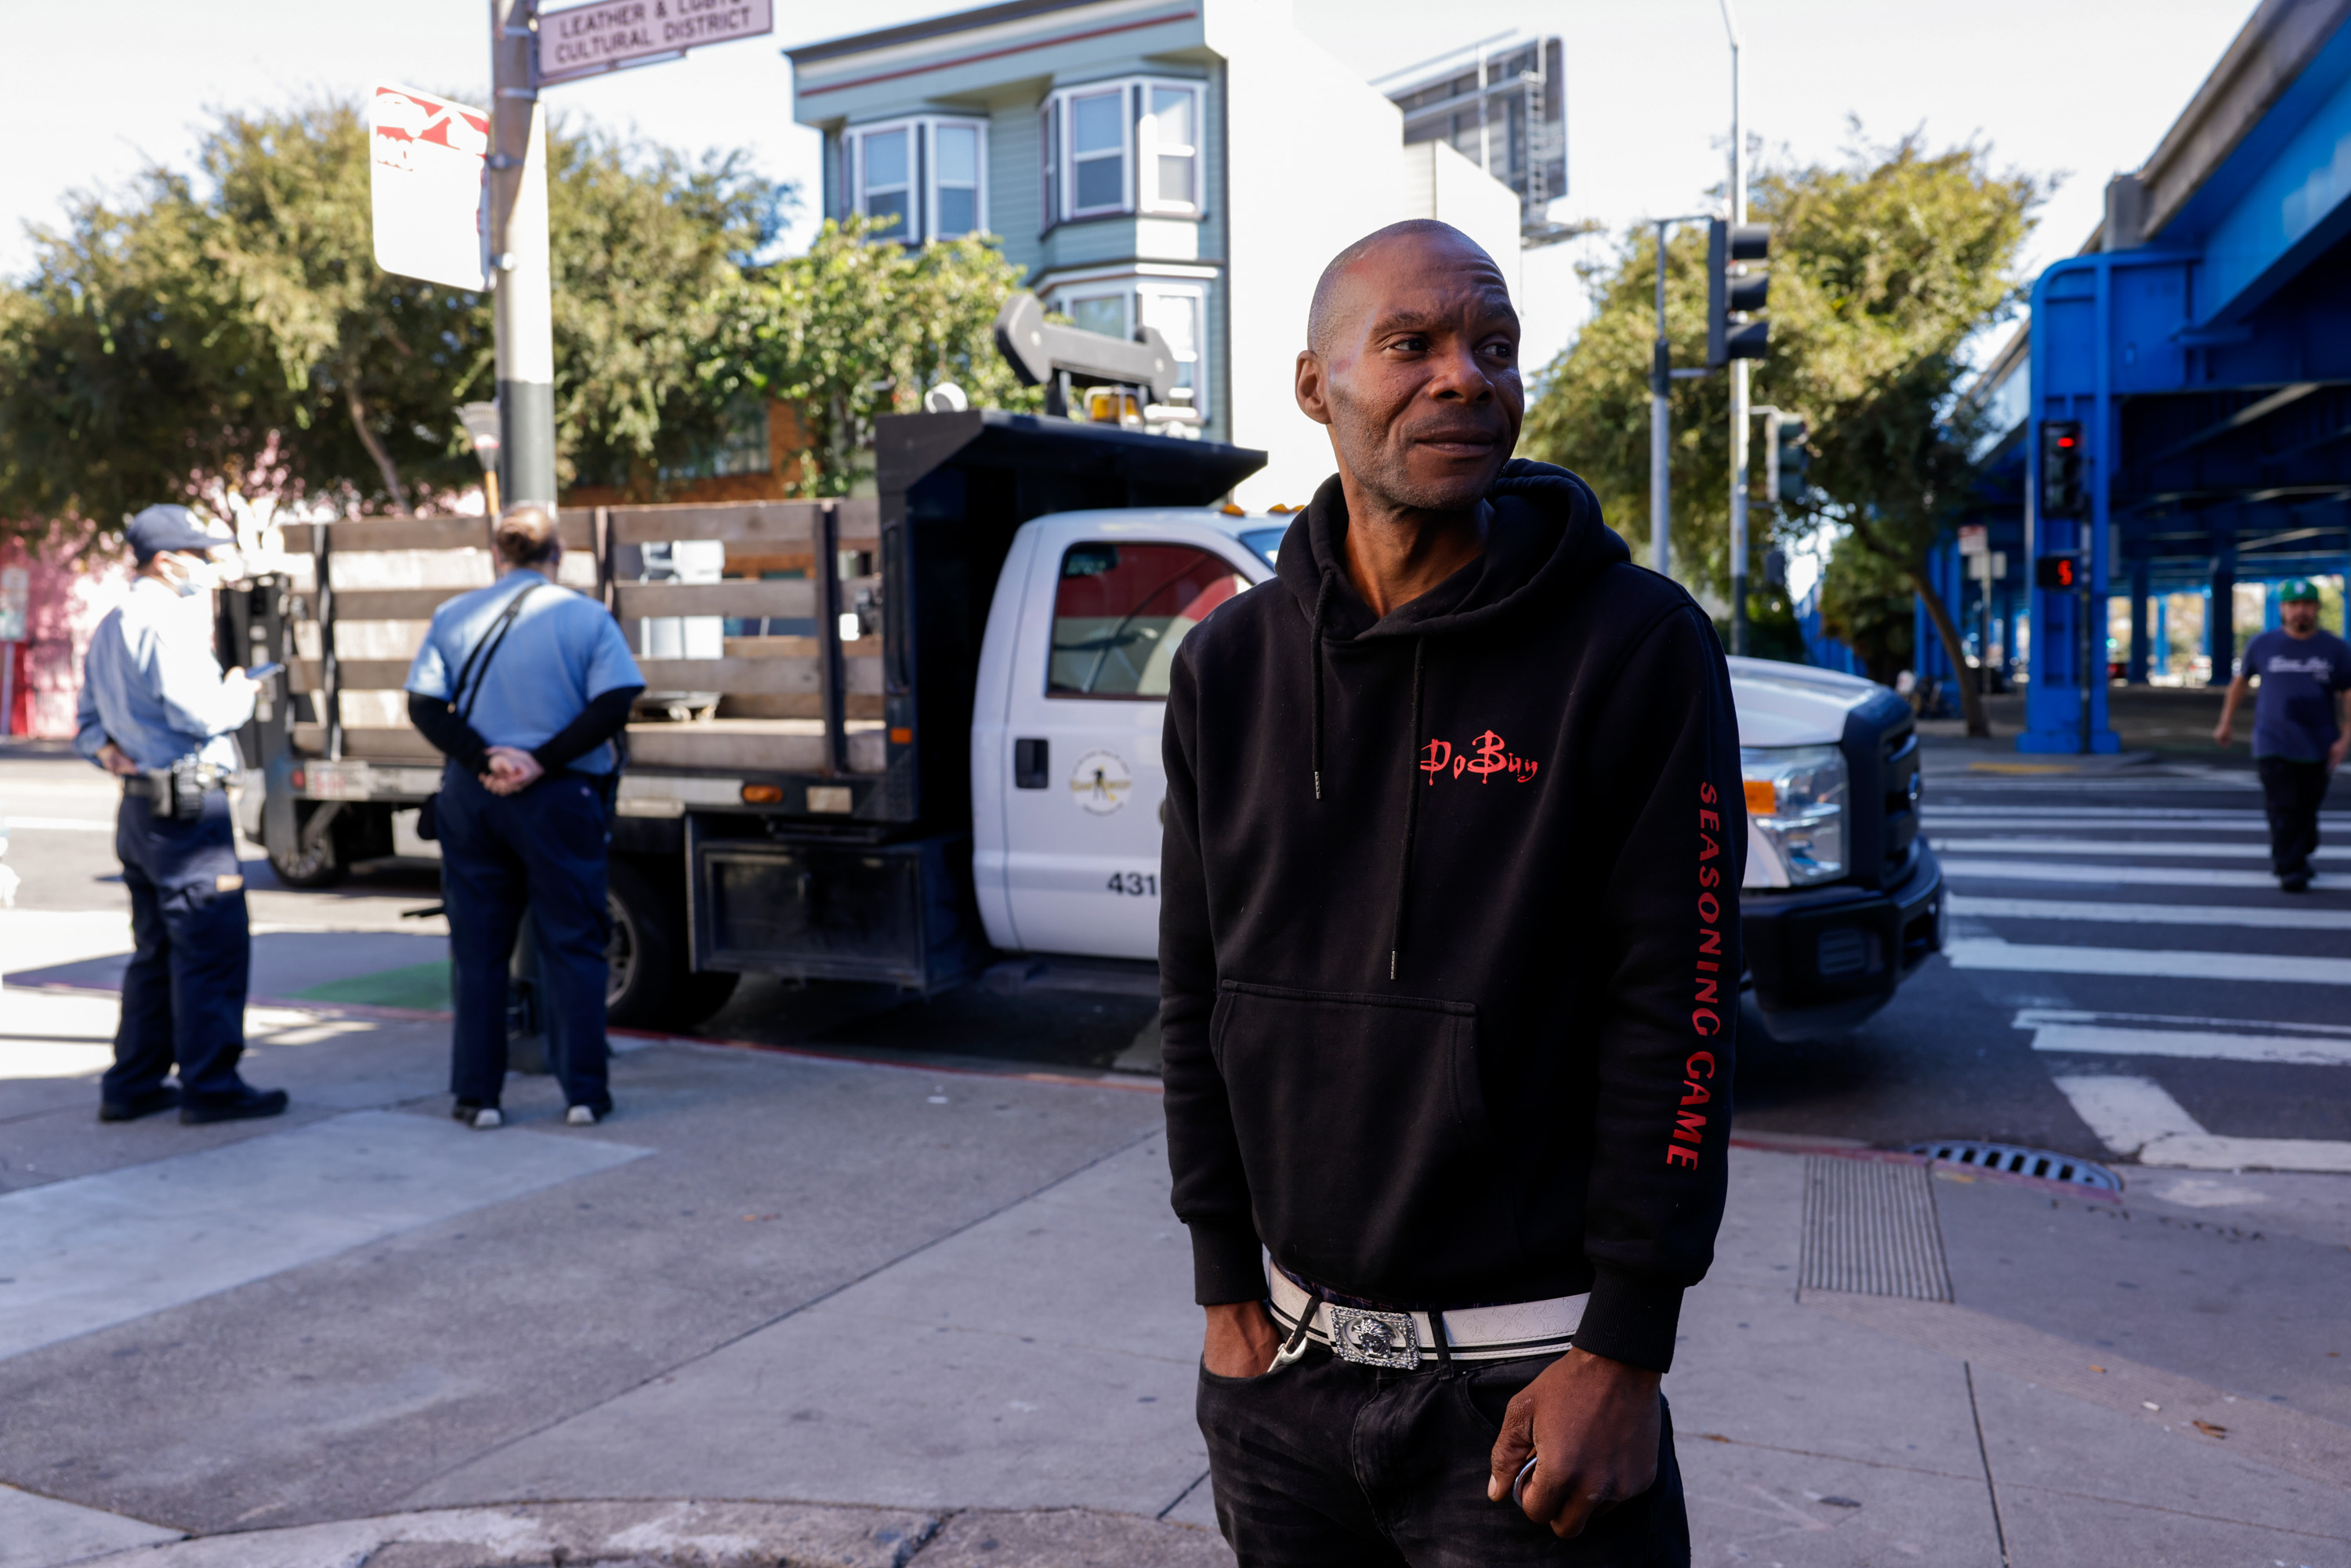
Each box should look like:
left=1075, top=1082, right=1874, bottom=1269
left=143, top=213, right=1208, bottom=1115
left=2280, top=578, right=2320, bottom=602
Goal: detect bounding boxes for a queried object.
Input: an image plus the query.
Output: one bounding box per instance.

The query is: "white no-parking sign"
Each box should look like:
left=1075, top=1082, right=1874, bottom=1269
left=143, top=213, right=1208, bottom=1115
left=369, top=85, right=490, bottom=291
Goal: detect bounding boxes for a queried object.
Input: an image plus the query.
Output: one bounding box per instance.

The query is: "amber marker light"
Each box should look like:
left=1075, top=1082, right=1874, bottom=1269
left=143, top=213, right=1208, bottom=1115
left=1744, top=780, right=1777, bottom=815
left=741, top=783, right=784, bottom=805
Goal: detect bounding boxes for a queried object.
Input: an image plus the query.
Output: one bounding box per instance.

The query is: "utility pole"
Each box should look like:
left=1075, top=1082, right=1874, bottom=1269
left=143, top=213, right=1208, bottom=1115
left=1651, top=224, right=1672, bottom=581
left=491, top=0, right=556, bottom=512
left=1721, top=0, right=1749, bottom=657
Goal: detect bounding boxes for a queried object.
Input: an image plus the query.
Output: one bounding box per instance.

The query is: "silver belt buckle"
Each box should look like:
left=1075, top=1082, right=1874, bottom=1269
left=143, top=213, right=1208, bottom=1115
left=1328, top=1305, right=1419, bottom=1368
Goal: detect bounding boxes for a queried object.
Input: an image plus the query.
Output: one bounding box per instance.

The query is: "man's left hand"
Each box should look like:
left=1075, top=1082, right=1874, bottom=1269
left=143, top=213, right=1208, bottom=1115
left=482, top=746, right=544, bottom=795
left=96, top=742, right=141, bottom=778
left=1486, top=1348, right=1663, bottom=1538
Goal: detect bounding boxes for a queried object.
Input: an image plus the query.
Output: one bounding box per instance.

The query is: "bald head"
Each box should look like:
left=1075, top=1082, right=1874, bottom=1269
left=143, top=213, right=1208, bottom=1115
left=1306, top=220, right=1505, bottom=356
left=1293, top=219, right=1523, bottom=519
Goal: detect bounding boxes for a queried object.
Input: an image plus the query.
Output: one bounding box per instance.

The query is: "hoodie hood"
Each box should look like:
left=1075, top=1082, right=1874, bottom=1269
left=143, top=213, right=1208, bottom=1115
left=1273, top=459, right=1628, bottom=643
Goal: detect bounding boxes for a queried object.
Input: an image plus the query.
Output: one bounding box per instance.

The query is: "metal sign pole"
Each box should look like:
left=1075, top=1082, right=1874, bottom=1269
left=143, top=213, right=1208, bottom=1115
left=491, top=0, right=558, bottom=511
left=1651, top=221, right=1672, bottom=581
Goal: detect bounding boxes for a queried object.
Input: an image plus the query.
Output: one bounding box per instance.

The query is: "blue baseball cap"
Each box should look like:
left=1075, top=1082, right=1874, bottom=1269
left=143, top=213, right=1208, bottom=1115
left=125, top=505, right=227, bottom=561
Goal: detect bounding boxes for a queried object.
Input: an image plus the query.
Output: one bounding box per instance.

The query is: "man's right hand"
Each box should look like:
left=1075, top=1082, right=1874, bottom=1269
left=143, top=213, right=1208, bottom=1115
left=2212, top=718, right=2233, bottom=746
left=96, top=742, right=141, bottom=778
left=1203, top=1300, right=1281, bottom=1378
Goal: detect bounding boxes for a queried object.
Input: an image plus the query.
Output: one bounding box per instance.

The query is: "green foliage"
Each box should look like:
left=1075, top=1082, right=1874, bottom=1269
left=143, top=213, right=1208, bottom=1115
left=0, top=98, right=790, bottom=537
left=1816, top=534, right=1917, bottom=686
left=1522, top=129, right=2041, bottom=606
left=740, top=218, right=1043, bottom=497
left=545, top=130, right=785, bottom=494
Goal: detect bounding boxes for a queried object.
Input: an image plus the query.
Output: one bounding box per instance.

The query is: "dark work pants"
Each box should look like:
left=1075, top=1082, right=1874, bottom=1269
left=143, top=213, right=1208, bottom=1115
left=1198, top=1348, right=1689, bottom=1568
left=104, top=788, right=252, bottom=1106
left=2256, top=756, right=2331, bottom=878
left=436, top=764, right=614, bottom=1114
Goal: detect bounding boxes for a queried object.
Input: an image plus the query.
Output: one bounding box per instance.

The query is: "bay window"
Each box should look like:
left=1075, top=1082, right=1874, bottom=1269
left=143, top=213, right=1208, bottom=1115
left=845, top=118, right=988, bottom=244
left=1041, top=77, right=1204, bottom=230
left=1043, top=277, right=1211, bottom=422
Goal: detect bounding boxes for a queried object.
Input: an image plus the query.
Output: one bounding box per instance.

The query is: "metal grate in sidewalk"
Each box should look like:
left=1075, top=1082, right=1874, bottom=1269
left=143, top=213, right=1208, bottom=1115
left=1799, top=1155, right=1954, bottom=1301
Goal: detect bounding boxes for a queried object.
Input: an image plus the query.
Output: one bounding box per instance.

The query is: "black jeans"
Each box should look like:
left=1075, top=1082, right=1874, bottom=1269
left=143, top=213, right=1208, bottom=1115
left=2256, top=756, right=2331, bottom=877
left=436, top=764, right=614, bottom=1114
left=1198, top=1347, right=1689, bottom=1568
left=104, top=788, right=253, bottom=1106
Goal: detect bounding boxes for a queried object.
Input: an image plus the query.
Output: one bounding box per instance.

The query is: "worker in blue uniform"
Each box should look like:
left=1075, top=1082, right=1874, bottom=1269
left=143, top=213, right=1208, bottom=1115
left=405, top=505, right=643, bottom=1129
left=74, top=505, right=288, bottom=1124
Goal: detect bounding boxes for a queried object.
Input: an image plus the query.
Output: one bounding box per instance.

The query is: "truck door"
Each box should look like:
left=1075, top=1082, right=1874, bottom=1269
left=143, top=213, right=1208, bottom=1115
left=994, top=520, right=1261, bottom=958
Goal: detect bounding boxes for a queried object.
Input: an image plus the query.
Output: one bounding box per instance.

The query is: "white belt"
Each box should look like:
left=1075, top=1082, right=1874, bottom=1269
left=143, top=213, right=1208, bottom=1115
left=1266, top=1268, right=1585, bottom=1369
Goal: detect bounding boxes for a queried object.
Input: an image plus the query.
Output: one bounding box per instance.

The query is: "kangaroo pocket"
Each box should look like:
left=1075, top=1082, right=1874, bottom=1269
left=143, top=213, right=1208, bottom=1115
left=1212, top=980, right=1520, bottom=1299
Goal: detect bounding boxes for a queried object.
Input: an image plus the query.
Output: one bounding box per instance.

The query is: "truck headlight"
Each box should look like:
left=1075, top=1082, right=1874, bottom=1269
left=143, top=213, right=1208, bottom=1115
left=1741, top=744, right=1846, bottom=888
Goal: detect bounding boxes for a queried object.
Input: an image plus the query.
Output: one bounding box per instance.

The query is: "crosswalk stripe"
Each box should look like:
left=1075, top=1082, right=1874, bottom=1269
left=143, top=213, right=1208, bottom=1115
left=2027, top=1021, right=2351, bottom=1066
left=1933, top=838, right=2342, bottom=861
left=1, top=817, right=114, bottom=833
left=1930, top=820, right=2282, bottom=834
left=1947, top=893, right=2351, bottom=930
left=2049, top=1075, right=2351, bottom=1172
left=1927, top=806, right=2336, bottom=822
left=1940, top=859, right=2294, bottom=889
left=2014, top=1005, right=2351, bottom=1039
left=1944, top=936, right=2351, bottom=985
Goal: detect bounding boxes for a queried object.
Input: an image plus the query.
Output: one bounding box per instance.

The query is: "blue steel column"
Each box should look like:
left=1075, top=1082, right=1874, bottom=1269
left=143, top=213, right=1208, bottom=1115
left=2127, top=552, right=2150, bottom=683
left=2208, top=516, right=2236, bottom=685
left=2021, top=254, right=2120, bottom=752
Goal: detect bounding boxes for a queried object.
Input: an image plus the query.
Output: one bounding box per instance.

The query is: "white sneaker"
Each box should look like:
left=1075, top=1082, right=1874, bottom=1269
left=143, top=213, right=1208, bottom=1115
left=472, top=1106, right=503, bottom=1129
left=566, top=1105, right=598, bottom=1126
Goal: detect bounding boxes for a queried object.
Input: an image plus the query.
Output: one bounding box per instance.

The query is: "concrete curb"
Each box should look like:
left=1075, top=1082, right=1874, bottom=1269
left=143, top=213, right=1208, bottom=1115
left=60, top=1499, right=1233, bottom=1568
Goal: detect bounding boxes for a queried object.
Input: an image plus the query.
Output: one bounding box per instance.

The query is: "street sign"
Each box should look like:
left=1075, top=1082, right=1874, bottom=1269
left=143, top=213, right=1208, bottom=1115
left=1957, top=523, right=1987, bottom=556
left=369, top=85, right=488, bottom=291
left=538, top=0, right=774, bottom=85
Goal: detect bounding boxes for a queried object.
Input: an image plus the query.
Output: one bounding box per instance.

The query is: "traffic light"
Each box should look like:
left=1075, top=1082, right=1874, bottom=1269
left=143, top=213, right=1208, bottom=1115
left=2034, top=553, right=2079, bottom=591
left=1706, top=218, right=1770, bottom=367
left=1774, top=415, right=1809, bottom=503
left=2040, top=420, right=2085, bottom=518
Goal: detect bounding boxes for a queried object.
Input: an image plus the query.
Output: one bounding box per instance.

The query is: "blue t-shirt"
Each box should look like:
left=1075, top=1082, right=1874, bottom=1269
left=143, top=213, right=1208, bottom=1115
left=404, top=571, right=643, bottom=774
left=2242, top=627, right=2351, bottom=762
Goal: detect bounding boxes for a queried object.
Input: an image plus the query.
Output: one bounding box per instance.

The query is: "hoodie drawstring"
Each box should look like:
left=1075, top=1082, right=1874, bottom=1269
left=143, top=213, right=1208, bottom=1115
left=1310, top=572, right=1334, bottom=802
left=1390, top=636, right=1425, bottom=982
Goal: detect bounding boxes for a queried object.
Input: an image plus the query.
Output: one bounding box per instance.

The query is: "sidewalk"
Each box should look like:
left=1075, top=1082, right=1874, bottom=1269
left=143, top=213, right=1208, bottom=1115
left=2, top=984, right=2346, bottom=1566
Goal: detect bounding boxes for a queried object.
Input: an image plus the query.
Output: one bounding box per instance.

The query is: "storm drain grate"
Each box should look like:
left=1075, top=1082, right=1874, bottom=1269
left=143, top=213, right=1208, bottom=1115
left=1799, top=1156, right=1953, bottom=1301
left=1905, top=1139, right=2121, bottom=1192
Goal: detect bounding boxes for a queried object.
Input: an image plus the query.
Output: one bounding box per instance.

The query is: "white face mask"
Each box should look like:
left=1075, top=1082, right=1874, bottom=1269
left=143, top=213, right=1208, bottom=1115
left=166, top=553, right=223, bottom=597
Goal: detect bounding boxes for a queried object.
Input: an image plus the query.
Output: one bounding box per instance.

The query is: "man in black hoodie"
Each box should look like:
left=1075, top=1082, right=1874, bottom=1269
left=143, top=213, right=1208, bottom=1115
left=1161, top=220, right=1741, bottom=1564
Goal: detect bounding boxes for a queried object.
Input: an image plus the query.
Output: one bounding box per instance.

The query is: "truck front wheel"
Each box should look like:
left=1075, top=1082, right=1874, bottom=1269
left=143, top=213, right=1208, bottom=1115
left=607, top=859, right=739, bottom=1031
left=268, top=801, right=350, bottom=889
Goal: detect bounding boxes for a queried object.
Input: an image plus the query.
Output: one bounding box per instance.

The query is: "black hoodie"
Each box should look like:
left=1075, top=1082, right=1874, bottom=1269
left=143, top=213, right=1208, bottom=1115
left=1158, top=460, right=1743, bottom=1373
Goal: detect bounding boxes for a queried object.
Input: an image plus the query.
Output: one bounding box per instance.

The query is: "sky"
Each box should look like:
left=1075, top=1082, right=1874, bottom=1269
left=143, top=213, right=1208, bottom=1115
left=0, top=0, right=2256, bottom=385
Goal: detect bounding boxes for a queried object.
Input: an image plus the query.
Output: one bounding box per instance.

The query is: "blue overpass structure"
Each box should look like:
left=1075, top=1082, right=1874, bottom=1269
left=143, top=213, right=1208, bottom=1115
left=1953, top=0, right=2351, bottom=751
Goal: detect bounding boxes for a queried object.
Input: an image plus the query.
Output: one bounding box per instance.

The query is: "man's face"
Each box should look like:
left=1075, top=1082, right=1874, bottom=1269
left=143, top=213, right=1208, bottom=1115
left=1297, top=237, right=1523, bottom=514
left=2283, top=598, right=2319, bottom=634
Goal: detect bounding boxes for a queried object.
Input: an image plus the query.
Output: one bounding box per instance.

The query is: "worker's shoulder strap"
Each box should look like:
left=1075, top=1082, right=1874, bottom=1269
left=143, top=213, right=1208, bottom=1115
left=447, top=579, right=548, bottom=723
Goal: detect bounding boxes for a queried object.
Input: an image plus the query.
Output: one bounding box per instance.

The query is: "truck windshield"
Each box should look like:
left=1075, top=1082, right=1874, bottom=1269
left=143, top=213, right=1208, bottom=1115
left=1050, top=542, right=1249, bottom=698
left=1238, top=527, right=1286, bottom=567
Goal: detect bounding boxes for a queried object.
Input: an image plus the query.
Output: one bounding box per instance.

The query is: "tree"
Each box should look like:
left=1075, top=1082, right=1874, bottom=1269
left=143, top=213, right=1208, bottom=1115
left=1523, top=129, right=2041, bottom=735
left=740, top=218, right=1042, bottom=497
left=1816, top=534, right=1916, bottom=686
left=0, top=99, right=789, bottom=538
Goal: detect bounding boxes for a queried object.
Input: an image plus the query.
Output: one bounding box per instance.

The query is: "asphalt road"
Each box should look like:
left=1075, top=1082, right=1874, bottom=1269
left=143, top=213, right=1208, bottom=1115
left=1736, top=751, right=2351, bottom=1174
left=7, top=742, right=2346, bottom=1170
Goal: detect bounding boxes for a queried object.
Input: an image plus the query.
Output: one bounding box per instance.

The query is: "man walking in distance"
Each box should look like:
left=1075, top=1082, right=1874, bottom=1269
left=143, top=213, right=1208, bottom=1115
left=75, top=505, right=288, bottom=1124
left=2215, top=578, right=2351, bottom=893
left=1161, top=220, right=1741, bottom=1564
left=406, top=506, right=643, bottom=1128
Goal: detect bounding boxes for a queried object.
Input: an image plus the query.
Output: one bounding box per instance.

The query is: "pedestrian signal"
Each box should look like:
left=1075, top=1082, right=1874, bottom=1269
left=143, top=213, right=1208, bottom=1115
left=2034, top=554, right=2079, bottom=591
